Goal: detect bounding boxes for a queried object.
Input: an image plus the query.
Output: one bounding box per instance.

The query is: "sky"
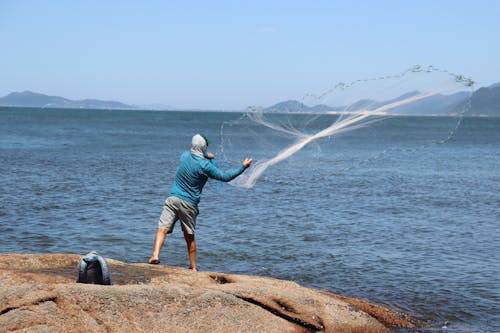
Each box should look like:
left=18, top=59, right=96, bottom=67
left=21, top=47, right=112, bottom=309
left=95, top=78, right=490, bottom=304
left=1, top=0, right=499, bottom=110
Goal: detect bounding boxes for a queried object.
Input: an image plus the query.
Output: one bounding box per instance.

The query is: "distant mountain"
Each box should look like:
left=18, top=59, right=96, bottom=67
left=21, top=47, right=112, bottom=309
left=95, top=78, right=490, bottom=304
left=264, top=91, right=457, bottom=115
left=264, top=100, right=342, bottom=113
left=489, top=82, right=500, bottom=88
left=392, top=91, right=469, bottom=115
left=265, top=88, right=500, bottom=117
left=465, top=86, right=500, bottom=116
left=264, top=100, right=308, bottom=112
left=0, top=91, right=134, bottom=110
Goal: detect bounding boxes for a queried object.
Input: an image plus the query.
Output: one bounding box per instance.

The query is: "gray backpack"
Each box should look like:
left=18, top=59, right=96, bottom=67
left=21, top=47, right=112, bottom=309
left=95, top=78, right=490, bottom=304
left=76, top=251, right=112, bottom=285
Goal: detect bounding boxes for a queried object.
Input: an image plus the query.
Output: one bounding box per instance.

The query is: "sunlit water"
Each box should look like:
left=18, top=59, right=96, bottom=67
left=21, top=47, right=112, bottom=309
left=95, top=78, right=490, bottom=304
left=1, top=108, right=498, bottom=332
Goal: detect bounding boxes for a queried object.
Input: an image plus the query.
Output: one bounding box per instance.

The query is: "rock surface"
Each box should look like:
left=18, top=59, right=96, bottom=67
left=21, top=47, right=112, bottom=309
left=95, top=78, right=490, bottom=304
left=0, top=254, right=416, bottom=332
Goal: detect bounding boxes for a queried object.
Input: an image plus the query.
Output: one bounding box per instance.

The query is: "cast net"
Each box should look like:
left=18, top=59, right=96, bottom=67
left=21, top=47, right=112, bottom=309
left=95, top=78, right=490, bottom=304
left=218, top=65, right=474, bottom=188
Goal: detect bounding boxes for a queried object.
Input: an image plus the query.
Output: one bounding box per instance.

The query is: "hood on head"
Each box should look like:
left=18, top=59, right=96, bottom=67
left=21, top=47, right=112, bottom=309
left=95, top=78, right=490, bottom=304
left=190, top=134, right=207, bottom=158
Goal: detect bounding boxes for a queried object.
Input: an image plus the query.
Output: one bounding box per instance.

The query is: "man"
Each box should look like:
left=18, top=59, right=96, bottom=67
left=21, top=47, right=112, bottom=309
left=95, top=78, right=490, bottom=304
left=148, top=134, right=252, bottom=271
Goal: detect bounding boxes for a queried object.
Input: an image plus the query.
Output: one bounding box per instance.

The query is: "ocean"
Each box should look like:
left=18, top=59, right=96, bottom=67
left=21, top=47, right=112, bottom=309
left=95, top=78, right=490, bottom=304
left=0, top=107, right=498, bottom=332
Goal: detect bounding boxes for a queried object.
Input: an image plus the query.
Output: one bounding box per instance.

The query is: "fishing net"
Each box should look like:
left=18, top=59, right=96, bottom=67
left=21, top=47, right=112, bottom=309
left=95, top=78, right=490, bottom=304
left=218, top=65, right=474, bottom=188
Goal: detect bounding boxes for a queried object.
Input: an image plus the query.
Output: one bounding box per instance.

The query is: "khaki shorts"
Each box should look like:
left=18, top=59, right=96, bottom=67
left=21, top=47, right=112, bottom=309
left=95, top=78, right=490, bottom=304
left=158, top=196, right=199, bottom=235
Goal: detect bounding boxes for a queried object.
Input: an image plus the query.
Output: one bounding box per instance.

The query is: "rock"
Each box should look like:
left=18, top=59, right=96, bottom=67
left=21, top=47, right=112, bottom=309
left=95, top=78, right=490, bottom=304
left=0, top=254, right=417, bottom=332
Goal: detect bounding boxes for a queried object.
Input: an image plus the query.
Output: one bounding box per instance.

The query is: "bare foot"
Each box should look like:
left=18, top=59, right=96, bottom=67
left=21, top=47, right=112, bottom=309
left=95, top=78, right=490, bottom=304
left=148, top=257, right=160, bottom=264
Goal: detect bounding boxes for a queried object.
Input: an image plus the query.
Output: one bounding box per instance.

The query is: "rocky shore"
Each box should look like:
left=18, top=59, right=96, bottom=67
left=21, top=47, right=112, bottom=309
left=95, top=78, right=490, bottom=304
left=0, top=254, right=418, bottom=332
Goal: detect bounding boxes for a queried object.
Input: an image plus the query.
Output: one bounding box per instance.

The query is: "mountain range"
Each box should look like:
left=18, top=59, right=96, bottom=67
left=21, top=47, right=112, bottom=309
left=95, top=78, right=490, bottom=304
left=0, top=91, right=172, bottom=110
left=264, top=84, right=500, bottom=117
left=1, top=84, right=500, bottom=116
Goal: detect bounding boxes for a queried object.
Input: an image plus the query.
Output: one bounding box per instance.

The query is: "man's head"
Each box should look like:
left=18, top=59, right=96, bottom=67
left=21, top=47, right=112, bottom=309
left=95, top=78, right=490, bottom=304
left=191, top=134, right=209, bottom=157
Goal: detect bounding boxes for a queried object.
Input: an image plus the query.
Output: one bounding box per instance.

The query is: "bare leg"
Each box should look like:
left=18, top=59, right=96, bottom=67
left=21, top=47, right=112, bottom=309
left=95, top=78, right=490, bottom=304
left=183, top=229, right=197, bottom=271
left=148, top=227, right=168, bottom=264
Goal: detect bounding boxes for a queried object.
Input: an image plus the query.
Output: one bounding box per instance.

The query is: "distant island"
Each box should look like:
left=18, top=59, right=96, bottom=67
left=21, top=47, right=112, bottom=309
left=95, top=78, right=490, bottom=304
left=0, top=91, right=171, bottom=111
left=1, top=84, right=500, bottom=116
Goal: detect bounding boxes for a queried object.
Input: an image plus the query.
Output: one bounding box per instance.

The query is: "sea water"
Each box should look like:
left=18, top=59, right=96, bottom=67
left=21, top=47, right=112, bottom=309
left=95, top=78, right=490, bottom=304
left=0, top=108, right=498, bottom=332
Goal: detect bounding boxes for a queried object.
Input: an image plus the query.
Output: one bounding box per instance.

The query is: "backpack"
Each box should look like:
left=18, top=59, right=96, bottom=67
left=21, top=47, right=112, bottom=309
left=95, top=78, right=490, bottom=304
left=76, top=251, right=112, bottom=285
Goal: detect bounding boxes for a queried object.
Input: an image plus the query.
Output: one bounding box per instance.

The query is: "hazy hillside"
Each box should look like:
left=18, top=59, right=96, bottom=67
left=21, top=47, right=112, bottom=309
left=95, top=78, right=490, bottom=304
left=0, top=91, right=133, bottom=110
left=1, top=85, right=500, bottom=116
left=265, top=87, right=500, bottom=117
left=265, top=92, right=468, bottom=115
left=263, top=100, right=339, bottom=113
left=467, top=86, right=500, bottom=116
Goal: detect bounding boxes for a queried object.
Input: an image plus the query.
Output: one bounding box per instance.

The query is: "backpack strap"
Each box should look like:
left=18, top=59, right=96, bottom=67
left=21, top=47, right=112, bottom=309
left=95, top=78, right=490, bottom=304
left=96, top=255, right=112, bottom=285
left=76, top=258, right=88, bottom=283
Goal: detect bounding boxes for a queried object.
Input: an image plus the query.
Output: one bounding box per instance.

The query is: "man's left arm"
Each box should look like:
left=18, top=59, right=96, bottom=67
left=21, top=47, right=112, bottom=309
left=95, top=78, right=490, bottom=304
left=202, top=161, right=247, bottom=182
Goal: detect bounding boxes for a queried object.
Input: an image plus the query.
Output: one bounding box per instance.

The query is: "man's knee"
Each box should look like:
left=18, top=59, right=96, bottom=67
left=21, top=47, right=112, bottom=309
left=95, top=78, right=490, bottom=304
left=157, top=227, right=169, bottom=235
left=182, top=228, right=194, bottom=240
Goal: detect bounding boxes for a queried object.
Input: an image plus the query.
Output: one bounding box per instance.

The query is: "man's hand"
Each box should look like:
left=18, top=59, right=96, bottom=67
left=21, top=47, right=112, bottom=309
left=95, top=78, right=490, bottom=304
left=243, top=158, right=252, bottom=168
left=206, top=152, right=215, bottom=159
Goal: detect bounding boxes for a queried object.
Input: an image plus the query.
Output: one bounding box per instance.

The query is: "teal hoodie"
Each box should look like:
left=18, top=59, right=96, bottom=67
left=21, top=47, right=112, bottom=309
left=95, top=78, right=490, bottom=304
left=169, top=151, right=246, bottom=206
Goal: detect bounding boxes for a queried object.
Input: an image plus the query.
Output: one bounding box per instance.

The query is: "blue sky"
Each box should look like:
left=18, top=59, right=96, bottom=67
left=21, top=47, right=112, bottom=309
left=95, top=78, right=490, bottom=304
left=1, top=1, right=499, bottom=109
